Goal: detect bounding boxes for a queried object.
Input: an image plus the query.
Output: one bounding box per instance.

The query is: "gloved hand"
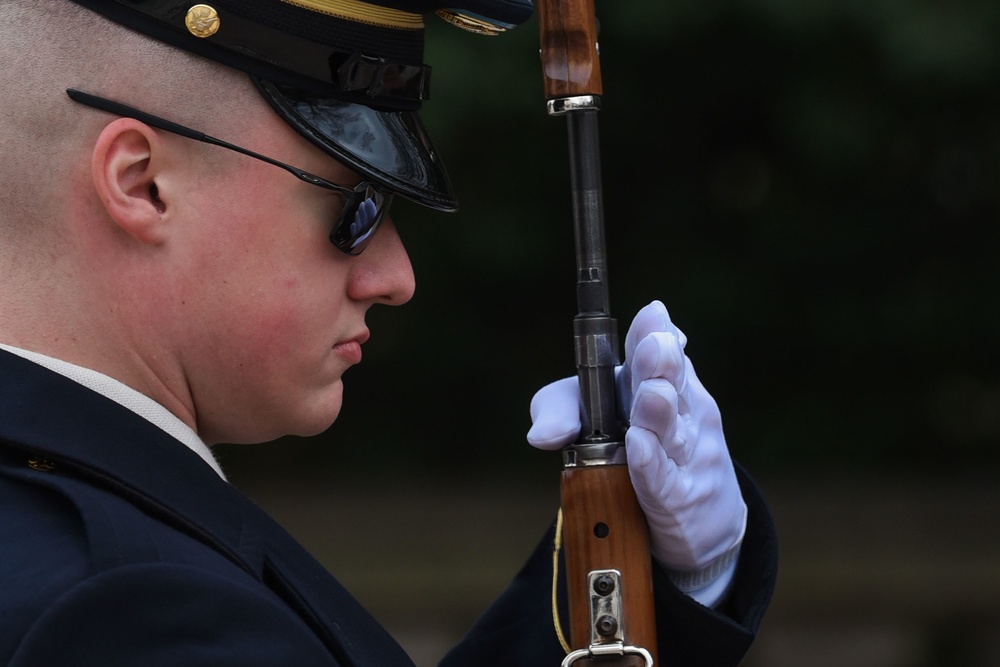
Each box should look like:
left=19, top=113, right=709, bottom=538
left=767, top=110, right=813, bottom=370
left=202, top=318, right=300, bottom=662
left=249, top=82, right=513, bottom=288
left=527, top=301, right=747, bottom=606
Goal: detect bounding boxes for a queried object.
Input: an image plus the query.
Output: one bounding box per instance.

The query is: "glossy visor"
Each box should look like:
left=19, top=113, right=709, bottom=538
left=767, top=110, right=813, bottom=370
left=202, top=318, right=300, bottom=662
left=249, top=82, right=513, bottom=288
left=253, top=78, right=458, bottom=213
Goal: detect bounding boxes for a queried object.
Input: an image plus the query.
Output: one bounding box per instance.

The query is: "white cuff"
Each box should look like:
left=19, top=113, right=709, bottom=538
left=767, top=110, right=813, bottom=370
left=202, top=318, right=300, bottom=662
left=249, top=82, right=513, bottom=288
left=666, top=537, right=742, bottom=591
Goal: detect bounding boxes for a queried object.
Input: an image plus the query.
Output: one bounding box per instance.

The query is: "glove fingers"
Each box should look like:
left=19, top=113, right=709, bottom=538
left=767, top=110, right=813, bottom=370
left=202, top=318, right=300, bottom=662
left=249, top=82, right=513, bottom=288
left=624, top=301, right=669, bottom=359
left=630, top=379, right=691, bottom=466
left=527, top=376, right=582, bottom=450
left=631, top=331, right=688, bottom=390
left=625, top=425, right=678, bottom=507
left=682, top=362, right=723, bottom=431
left=624, top=300, right=688, bottom=357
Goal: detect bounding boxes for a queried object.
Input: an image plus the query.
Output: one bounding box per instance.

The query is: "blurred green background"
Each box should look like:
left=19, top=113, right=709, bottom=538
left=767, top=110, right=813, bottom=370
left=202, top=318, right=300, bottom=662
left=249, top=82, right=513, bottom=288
left=217, top=0, right=1000, bottom=664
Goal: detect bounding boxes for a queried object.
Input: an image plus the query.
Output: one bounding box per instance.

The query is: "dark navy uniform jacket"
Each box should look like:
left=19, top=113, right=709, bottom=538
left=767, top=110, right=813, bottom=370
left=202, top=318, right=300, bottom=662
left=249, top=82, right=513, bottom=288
left=0, top=349, right=777, bottom=666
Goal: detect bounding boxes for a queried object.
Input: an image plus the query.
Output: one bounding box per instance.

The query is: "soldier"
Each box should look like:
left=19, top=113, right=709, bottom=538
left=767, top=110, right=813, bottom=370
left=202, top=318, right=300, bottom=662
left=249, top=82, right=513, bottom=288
left=0, top=1, right=776, bottom=665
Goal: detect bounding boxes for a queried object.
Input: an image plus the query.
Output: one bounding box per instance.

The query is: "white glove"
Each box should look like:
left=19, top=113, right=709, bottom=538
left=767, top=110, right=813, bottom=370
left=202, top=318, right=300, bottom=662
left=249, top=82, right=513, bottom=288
left=527, top=301, right=747, bottom=606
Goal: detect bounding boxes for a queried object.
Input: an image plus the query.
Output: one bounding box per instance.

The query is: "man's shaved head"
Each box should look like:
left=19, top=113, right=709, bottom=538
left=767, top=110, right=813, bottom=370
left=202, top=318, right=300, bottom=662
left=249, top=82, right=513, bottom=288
left=0, top=0, right=259, bottom=240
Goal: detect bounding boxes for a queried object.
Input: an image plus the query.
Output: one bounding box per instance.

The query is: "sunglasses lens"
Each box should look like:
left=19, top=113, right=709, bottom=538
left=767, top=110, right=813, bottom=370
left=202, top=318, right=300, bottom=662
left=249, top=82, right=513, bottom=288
left=330, top=185, right=391, bottom=255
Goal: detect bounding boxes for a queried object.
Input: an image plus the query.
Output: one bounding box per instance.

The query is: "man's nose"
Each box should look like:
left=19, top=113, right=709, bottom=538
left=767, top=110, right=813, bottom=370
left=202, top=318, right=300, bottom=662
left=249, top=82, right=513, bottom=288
left=347, top=216, right=415, bottom=306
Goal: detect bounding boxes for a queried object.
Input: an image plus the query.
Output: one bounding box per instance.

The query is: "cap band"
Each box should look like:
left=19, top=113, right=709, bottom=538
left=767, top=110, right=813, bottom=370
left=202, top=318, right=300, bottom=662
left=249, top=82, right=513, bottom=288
left=284, top=0, right=424, bottom=29
left=69, top=0, right=429, bottom=109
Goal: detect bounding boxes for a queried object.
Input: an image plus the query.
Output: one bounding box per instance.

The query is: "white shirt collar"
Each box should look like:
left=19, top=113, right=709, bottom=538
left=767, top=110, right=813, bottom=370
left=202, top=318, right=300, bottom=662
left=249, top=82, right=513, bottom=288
left=0, top=344, right=226, bottom=480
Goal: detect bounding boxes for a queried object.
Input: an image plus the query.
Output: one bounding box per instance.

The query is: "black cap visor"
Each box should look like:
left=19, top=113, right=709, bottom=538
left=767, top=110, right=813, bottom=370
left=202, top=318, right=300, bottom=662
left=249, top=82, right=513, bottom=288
left=253, top=78, right=458, bottom=212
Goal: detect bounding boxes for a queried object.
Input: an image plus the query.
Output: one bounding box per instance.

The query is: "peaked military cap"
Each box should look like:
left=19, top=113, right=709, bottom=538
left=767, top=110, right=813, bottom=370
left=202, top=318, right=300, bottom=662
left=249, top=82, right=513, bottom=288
left=66, top=0, right=534, bottom=211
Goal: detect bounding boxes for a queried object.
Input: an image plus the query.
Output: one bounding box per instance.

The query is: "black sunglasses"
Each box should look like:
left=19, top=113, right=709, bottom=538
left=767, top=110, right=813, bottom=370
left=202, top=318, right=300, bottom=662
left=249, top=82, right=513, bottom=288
left=66, top=88, right=392, bottom=256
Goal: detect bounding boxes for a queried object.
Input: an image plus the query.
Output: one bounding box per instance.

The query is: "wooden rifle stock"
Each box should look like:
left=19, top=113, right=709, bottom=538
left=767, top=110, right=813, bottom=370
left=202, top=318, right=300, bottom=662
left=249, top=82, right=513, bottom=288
left=537, top=1, right=658, bottom=665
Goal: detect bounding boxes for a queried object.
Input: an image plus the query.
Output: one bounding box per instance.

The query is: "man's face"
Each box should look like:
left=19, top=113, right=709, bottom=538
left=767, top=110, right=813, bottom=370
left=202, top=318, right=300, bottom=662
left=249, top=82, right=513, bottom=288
left=167, top=115, right=415, bottom=445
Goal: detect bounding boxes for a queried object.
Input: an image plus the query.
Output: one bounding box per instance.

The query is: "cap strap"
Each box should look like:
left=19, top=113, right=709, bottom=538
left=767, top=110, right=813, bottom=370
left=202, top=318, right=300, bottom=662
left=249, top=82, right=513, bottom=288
left=331, top=52, right=430, bottom=100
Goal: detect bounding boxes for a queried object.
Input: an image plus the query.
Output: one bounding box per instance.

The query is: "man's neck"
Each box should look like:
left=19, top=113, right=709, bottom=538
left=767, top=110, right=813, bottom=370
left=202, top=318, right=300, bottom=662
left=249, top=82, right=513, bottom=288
left=0, top=344, right=226, bottom=479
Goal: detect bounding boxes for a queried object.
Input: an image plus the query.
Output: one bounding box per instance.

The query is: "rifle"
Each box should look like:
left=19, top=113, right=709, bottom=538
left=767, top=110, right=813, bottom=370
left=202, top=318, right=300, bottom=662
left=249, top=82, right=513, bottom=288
left=537, top=1, right=659, bottom=665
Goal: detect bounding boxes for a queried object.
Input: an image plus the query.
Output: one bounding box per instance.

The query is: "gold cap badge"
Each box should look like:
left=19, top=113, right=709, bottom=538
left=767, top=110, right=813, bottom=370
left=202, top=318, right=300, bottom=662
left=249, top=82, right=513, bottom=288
left=185, top=4, right=221, bottom=38
left=435, top=9, right=506, bottom=36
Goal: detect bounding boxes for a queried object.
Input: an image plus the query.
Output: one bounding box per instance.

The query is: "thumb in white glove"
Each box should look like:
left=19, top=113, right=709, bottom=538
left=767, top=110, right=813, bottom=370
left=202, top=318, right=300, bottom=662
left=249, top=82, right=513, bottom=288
left=527, top=301, right=747, bottom=606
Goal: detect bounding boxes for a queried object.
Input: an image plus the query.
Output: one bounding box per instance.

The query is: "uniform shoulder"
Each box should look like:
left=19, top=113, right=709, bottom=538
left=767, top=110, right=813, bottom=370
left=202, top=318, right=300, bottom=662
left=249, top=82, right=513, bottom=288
left=0, top=450, right=265, bottom=664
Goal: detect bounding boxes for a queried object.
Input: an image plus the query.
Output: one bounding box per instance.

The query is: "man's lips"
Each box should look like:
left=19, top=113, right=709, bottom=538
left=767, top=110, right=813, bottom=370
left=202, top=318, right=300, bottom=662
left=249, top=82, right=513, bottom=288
left=333, top=330, right=369, bottom=365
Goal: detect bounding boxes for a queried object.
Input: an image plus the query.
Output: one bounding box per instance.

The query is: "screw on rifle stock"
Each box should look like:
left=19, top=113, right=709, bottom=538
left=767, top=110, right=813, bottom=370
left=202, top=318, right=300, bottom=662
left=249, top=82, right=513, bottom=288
left=593, top=574, right=616, bottom=596
left=595, top=614, right=619, bottom=637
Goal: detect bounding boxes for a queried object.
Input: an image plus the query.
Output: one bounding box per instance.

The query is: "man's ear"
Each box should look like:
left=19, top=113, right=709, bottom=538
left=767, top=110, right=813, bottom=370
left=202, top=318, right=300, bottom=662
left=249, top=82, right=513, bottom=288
left=90, top=118, right=173, bottom=245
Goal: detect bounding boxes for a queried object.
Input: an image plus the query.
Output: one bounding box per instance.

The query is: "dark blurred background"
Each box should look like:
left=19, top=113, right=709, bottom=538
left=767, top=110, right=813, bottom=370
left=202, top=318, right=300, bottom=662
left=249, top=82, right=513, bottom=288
left=217, top=1, right=1000, bottom=664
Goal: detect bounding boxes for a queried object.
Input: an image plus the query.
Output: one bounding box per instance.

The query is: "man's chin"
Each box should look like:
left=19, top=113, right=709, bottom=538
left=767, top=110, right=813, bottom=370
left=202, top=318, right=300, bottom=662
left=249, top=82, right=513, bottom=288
left=215, top=384, right=344, bottom=444
left=290, top=384, right=344, bottom=438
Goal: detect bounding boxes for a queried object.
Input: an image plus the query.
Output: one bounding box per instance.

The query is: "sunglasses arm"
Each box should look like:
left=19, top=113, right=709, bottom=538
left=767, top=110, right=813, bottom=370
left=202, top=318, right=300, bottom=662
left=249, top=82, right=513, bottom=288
left=65, top=88, right=330, bottom=190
